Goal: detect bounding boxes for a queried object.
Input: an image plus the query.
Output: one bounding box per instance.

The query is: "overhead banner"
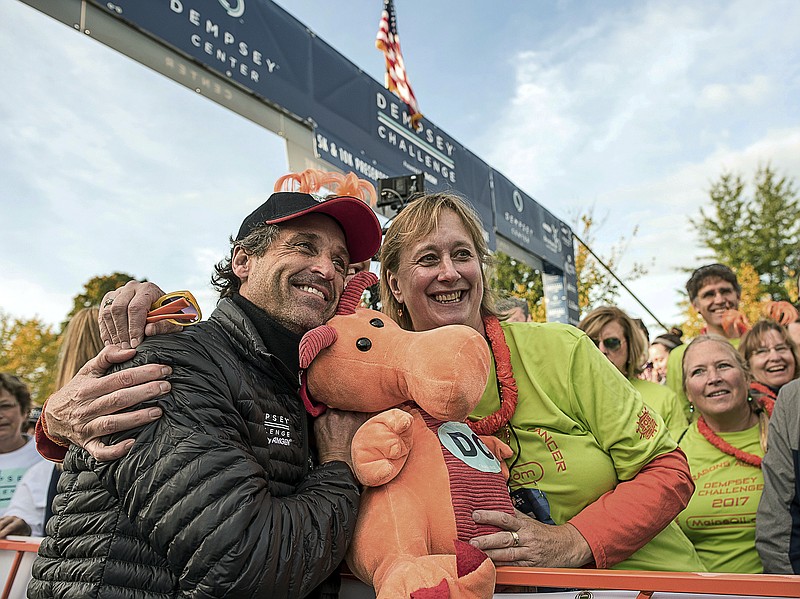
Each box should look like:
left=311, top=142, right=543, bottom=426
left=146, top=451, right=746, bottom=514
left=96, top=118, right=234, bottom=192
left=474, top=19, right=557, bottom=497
left=491, top=171, right=574, bottom=272
left=86, top=0, right=496, bottom=243
left=29, top=0, right=578, bottom=321
left=491, top=170, right=578, bottom=323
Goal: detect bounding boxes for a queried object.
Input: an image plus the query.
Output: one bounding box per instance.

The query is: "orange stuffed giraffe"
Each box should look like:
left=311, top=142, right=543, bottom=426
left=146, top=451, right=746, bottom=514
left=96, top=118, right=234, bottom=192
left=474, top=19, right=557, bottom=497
left=299, top=272, right=515, bottom=599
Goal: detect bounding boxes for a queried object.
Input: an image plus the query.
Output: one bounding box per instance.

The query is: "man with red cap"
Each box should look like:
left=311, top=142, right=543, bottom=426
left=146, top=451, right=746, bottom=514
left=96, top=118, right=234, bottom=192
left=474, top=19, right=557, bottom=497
left=30, top=192, right=382, bottom=599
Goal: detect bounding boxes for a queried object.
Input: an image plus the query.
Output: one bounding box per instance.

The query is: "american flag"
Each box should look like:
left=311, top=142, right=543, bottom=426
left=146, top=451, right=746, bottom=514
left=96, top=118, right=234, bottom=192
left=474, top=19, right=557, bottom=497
left=376, top=0, right=422, bottom=125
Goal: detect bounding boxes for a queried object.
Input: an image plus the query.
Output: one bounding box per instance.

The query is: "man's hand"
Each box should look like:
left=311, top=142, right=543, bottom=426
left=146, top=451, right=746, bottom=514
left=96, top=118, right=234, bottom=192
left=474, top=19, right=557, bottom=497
left=43, top=345, right=169, bottom=461
left=99, top=280, right=180, bottom=348
left=314, top=409, right=369, bottom=469
left=470, top=508, right=593, bottom=568
left=0, top=516, right=31, bottom=538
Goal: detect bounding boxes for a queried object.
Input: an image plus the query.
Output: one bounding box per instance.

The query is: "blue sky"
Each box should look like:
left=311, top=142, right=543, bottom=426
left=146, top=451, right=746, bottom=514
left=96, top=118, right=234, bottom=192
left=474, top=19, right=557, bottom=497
left=2, top=0, right=799, bottom=333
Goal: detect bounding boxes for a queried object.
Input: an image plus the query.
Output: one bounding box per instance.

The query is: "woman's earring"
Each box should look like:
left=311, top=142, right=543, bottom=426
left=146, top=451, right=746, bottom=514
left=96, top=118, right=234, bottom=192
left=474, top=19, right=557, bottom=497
left=688, top=402, right=694, bottom=414
left=397, top=304, right=404, bottom=318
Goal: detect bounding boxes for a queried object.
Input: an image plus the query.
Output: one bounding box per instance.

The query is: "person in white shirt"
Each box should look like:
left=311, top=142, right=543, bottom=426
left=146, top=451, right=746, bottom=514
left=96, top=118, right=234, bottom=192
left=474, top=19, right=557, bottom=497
left=0, top=374, right=45, bottom=535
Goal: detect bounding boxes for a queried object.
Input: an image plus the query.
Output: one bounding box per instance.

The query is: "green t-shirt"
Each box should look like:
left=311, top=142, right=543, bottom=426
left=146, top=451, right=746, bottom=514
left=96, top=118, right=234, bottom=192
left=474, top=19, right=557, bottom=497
left=677, top=422, right=764, bottom=573
left=471, top=322, right=704, bottom=572
left=630, top=378, right=689, bottom=439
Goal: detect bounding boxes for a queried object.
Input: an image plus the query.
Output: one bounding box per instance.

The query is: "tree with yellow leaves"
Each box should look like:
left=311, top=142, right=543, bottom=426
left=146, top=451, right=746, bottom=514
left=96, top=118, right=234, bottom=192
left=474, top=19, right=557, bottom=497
left=0, top=272, right=141, bottom=403
left=0, top=310, right=60, bottom=404
left=490, top=208, right=649, bottom=322
left=573, top=210, right=650, bottom=315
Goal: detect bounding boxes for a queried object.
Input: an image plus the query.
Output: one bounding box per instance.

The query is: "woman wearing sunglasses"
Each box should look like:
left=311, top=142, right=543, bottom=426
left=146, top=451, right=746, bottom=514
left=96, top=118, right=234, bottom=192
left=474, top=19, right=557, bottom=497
left=738, top=318, right=799, bottom=403
left=578, top=307, right=688, bottom=437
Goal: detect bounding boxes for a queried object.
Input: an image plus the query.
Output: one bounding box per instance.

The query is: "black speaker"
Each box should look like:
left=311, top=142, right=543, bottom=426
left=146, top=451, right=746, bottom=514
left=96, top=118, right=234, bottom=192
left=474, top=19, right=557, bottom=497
left=377, top=174, right=425, bottom=211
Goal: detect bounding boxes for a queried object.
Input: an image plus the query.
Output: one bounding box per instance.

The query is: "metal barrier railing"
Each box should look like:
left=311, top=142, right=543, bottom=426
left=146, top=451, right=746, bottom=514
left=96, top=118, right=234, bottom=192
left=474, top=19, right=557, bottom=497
left=2, top=538, right=797, bottom=598
left=0, top=537, right=41, bottom=599
left=495, top=566, right=800, bottom=598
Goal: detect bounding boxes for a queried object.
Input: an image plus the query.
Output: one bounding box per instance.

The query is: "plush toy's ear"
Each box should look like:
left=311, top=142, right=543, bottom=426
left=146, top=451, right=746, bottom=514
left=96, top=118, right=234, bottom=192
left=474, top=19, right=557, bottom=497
left=299, top=325, right=338, bottom=369
left=337, top=271, right=378, bottom=315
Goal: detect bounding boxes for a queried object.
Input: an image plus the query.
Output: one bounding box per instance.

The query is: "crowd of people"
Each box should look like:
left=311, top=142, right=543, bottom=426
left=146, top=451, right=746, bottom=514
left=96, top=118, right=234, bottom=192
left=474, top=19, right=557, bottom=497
left=2, top=171, right=799, bottom=597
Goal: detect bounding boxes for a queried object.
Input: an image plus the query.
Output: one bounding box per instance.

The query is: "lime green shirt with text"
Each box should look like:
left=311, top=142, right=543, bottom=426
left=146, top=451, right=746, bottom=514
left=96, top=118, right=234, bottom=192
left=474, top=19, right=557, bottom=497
left=471, top=322, right=704, bottom=572
left=677, top=422, right=763, bottom=573
left=630, top=378, right=689, bottom=439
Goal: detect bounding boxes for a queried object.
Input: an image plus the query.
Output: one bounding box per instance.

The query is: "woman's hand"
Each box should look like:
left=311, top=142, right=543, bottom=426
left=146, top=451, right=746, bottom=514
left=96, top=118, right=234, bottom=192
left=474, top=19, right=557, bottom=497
left=0, top=516, right=31, bottom=538
left=99, top=280, right=180, bottom=348
left=43, top=345, right=169, bottom=461
left=470, top=508, right=593, bottom=567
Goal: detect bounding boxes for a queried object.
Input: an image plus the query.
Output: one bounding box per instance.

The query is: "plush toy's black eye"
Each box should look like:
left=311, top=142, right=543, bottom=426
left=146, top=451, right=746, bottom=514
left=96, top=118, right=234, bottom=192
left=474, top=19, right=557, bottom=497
left=369, top=318, right=384, bottom=328
left=356, top=338, right=372, bottom=352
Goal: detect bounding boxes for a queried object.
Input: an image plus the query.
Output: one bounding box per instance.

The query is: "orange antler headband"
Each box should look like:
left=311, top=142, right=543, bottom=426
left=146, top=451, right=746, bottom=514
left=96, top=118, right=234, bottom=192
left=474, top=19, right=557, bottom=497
left=274, top=169, right=378, bottom=208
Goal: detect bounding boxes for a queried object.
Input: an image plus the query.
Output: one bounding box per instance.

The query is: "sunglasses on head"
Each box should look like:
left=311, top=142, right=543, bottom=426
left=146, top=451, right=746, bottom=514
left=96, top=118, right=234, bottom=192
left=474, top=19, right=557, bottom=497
left=146, top=291, right=202, bottom=326
left=592, top=336, right=623, bottom=351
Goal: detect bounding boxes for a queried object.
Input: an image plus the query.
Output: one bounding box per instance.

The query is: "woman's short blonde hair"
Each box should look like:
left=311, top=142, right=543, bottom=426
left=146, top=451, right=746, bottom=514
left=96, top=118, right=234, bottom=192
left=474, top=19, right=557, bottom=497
left=55, top=307, right=104, bottom=390
left=379, top=192, right=498, bottom=330
left=577, top=306, right=648, bottom=379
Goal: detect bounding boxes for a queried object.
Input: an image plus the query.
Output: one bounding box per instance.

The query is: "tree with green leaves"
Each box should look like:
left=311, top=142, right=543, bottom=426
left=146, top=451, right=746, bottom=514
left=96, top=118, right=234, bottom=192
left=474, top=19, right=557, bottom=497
left=64, top=272, right=141, bottom=328
left=490, top=252, right=545, bottom=321
left=692, top=165, right=799, bottom=301
left=490, top=208, right=649, bottom=321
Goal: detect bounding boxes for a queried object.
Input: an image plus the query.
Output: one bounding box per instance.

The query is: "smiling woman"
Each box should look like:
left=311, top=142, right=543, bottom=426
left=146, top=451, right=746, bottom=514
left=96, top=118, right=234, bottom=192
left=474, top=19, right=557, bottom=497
left=379, top=192, right=705, bottom=573
left=739, top=319, right=800, bottom=402
left=676, top=335, right=773, bottom=573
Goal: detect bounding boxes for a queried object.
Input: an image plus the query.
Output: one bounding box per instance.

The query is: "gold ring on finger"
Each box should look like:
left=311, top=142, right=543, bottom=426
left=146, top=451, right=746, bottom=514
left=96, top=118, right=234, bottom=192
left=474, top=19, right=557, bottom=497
left=510, top=530, right=520, bottom=547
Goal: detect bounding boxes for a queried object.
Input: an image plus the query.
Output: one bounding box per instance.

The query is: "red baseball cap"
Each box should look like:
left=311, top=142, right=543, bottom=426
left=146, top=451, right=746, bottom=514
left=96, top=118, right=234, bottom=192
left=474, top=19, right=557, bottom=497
left=236, top=192, right=381, bottom=263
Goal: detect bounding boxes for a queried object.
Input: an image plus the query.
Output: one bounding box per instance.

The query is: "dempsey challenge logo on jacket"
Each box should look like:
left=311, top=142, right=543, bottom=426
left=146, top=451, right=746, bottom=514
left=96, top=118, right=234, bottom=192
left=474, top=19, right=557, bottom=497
left=264, top=412, right=293, bottom=447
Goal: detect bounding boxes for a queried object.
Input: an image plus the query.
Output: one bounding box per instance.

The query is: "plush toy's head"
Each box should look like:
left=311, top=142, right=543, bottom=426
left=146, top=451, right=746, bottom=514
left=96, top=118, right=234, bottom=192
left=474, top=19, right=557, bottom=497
left=299, top=272, right=491, bottom=421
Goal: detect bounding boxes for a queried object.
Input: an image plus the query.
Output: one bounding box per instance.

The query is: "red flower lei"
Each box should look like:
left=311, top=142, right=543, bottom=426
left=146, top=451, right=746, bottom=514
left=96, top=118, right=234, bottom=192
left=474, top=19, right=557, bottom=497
left=696, top=396, right=774, bottom=468
left=468, top=315, right=518, bottom=435
left=750, top=381, right=777, bottom=402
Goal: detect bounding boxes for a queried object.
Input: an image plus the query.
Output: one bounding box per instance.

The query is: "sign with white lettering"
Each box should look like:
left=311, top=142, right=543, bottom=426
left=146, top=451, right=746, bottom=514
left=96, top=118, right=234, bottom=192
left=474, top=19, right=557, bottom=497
left=25, top=0, right=576, bottom=322
left=493, top=171, right=578, bottom=323
left=85, top=0, right=499, bottom=243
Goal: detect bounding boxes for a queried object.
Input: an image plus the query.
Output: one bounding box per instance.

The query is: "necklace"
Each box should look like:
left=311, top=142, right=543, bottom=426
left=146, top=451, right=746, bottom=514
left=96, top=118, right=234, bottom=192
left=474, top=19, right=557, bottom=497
left=696, top=396, right=774, bottom=468
left=750, top=381, right=777, bottom=402
left=468, top=315, right=518, bottom=436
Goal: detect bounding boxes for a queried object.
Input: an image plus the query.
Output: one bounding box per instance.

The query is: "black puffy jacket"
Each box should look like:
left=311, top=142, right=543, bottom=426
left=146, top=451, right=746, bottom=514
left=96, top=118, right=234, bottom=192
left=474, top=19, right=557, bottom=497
left=29, top=299, right=360, bottom=599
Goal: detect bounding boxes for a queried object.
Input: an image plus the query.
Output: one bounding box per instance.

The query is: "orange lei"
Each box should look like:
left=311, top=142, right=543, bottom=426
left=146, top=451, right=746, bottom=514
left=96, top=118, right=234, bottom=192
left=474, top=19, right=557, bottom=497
left=750, top=381, right=777, bottom=402
left=696, top=396, right=774, bottom=468
left=468, top=315, right=518, bottom=435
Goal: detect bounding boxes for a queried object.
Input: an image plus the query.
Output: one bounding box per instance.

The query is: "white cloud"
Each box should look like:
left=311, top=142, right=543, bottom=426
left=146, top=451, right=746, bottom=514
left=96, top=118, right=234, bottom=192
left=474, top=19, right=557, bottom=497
left=698, top=75, right=772, bottom=110
left=3, top=0, right=799, bottom=338
left=474, top=0, right=800, bottom=328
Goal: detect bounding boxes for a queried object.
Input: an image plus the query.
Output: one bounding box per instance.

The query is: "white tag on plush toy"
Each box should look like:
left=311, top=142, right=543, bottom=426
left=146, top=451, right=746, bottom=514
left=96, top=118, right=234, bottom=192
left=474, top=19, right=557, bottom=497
left=437, top=422, right=502, bottom=473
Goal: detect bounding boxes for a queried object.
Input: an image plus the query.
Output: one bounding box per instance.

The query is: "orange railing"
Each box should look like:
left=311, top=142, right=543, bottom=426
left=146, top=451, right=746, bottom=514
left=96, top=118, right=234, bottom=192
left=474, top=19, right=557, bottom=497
left=2, top=538, right=798, bottom=598
left=495, top=567, right=800, bottom=598
left=0, top=537, right=41, bottom=599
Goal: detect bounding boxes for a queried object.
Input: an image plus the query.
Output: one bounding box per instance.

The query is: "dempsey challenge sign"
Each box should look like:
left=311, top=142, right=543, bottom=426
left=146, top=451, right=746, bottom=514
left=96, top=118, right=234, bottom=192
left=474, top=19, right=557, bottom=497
left=23, top=0, right=578, bottom=324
